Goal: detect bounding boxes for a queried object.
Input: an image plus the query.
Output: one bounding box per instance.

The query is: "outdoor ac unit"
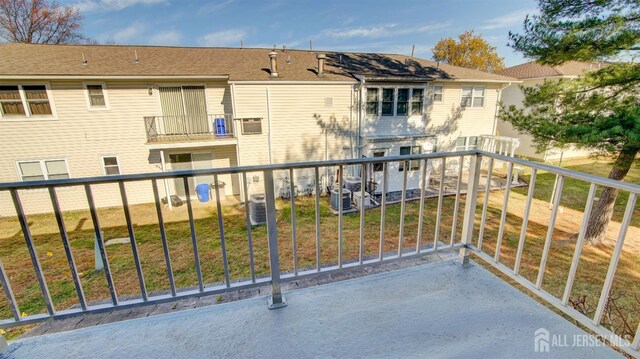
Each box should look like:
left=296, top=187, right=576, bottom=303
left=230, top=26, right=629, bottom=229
left=352, top=191, right=371, bottom=209
left=344, top=176, right=361, bottom=193
left=249, top=194, right=267, bottom=225
left=330, top=188, right=352, bottom=211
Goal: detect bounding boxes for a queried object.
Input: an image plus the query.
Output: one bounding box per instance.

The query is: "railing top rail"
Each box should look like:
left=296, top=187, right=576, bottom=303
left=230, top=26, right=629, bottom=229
left=1, top=150, right=637, bottom=193
left=479, top=150, right=640, bottom=194
left=0, top=151, right=475, bottom=190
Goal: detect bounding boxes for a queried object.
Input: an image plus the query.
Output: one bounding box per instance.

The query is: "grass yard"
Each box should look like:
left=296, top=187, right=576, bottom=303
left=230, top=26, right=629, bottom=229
left=0, top=156, right=639, bottom=342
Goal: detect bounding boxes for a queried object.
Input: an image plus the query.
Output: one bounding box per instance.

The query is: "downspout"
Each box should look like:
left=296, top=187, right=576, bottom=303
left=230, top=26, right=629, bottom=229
left=354, top=75, right=366, bottom=176
left=266, top=87, right=273, bottom=165
left=230, top=83, right=245, bottom=203
left=492, top=82, right=511, bottom=136
left=349, top=85, right=354, bottom=160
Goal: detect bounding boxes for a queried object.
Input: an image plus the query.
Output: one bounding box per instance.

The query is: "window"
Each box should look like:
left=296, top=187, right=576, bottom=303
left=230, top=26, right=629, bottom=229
left=372, top=151, right=385, bottom=172
left=411, top=88, right=423, bottom=115
left=396, top=89, right=409, bottom=116
left=17, top=159, right=69, bottom=181
left=366, top=88, right=378, bottom=115
left=461, top=87, right=485, bottom=108
left=381, top=88, right=394, bottom=116
left=241, top=118, right=262, bottom=135
left=0, top=86, right=25, bottom=115
left=101, top=156, right=120, bottom=175
left=85, top=84, right=108, bottom=109
left=432, top=85, right=443, bottom=102
left=399, top=146, right=421, bottom=171
left=0, top=84, right=53, bottom=117
left=455, top=136, right=479, bottom=151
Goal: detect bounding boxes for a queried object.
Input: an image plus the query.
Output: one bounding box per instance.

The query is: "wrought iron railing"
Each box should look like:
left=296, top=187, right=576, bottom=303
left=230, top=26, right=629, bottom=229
left=0, top=151, right=638, bottom=356
left=144, top=114, right=234, bottom=142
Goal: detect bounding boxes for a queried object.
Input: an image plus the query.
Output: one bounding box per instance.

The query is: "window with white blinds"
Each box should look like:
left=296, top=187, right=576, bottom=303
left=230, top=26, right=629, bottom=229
left=17, top=159, right=69, bottom=181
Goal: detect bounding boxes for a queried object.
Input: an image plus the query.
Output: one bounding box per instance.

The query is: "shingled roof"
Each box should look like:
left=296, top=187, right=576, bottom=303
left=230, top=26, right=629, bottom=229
left=0, top=43, right=515, bottom=82
left=496, top=60, right=607, bottom=80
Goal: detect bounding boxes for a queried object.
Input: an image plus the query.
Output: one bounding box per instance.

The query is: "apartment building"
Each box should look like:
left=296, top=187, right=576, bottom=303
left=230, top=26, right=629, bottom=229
left=0, top=43, right=515, bottom=215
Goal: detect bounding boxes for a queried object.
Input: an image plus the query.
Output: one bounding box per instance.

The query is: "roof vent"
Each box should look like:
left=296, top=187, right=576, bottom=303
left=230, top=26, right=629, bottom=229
left=269, top=51, right=279, bottom=77
left=133, top=50, right=139, bottom=64
left=317, top=53, right=327, bottom=77
left=82, top=52, right=88, bottom=65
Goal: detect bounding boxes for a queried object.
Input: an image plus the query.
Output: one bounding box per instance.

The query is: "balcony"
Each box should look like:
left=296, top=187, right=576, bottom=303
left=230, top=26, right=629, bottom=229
left=144, top=114, right=234, bottom=143
left=0, top=151, right=638, bottom=358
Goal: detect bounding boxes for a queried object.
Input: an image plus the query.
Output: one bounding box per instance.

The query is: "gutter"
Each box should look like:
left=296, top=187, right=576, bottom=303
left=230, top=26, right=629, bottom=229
left=0, top=75, right=230, bottom=80
left=354, top=74, right=366, bottom=161
left=492, top=82, right=512, bottom=136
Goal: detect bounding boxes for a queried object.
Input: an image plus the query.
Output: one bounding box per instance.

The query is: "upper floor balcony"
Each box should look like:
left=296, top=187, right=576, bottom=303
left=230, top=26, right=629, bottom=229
left=144, top=114, right=234, bottom=144
left=0, top=151, right=638, bottom=358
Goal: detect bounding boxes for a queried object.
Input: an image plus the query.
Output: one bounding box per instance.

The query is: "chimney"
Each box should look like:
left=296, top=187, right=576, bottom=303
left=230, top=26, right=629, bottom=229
left=317, top=53, right=327, bottom=77
left=269, top=51, right=278, bottom=77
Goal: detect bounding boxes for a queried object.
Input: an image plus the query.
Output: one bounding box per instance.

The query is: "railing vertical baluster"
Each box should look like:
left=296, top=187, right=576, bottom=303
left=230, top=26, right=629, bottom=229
left=49, top=187, right=87, bottom=310
left=632, top=322, right=640, bottom=351
left=450, top=155, right=464, bottom=246
left=85, top=184, right=118, bottom=305
left=337, top=165, right=343, bottom=268
left=398, top=160, right=408, bottom=257
left=264, top=169, right=286, bottom=309
left=151, top=179, right=176, bottom=296
left=561, top=183, right=597, bottom=305
left=478, top=157, right=494, bottom=250
left=11, top=189, right=56, bottom=315
left=433, top=157, right=446, bottom=251
left=513, top=168, right=537, bottom=276
left=184, top=178, right=204, bottom=292
left=494, top=162, right=514, bottom=262
left=0, top=259, right=20, bottom=321
left=593, top=192, right=637, bottom=325
left=416, top=159, right=428, bottom=253
left=379, top=162, right=388, bottom=260
left=213, top=174, right=231, bottom=288
left=535, top=175, right=564, bottom=289
left=119, top=182, right=148, bottom=301
left=242, top=173, right=256, bottom=282
left=289, top=168, right=299, bottom=275
left=314, top=167, right=321, bottom=272
left=458, top=154, right=481, bottom=265
left=359, top=164, right=366, bottom=264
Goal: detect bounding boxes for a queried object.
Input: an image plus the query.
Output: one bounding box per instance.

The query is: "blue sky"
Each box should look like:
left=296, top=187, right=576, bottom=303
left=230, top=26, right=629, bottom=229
left=62, top=0, right=538, bottom=67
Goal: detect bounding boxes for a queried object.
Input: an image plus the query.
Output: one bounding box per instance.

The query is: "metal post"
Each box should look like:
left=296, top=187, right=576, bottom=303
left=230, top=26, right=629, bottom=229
left=264, top=169, right=287, bottom=309
left=379, top=162, right=388, bottom=260
left=458, top=154, right=481, bottom=266
left=152, top=179, right=176, bottom=296
left=289, top=168, right=299, bottom=274
left=242, top=172, right=256, bottom=282
left=398, top=160, right=408, bottom=257
left=338, top=165, right=343, bottom=268
left=314, top=167, right=321, bottom=271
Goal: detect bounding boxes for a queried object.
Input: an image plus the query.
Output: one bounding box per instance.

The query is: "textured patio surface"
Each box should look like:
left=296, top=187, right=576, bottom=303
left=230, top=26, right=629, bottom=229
left=2, top=259, right=621, bottom=359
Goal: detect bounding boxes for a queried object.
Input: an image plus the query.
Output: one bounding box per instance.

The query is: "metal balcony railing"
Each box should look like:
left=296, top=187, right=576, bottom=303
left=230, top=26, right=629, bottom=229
left=144, top=114, right=234, bottom=142
left=0, top=151, right=638, bottom=356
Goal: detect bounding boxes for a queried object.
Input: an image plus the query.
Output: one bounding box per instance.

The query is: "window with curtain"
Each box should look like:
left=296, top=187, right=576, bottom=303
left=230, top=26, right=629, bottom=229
left=0, top=85, right=26, bottom=116
left=86, top=84, right=107, bottom=107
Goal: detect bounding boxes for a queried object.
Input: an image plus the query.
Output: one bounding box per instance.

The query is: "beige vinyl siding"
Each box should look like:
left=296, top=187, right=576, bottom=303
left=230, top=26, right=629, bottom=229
left=0, top=79, right=232, bottom=215
left=428, top=82, right=501, bottom=151
left=233, top=83, right=354, bottom=194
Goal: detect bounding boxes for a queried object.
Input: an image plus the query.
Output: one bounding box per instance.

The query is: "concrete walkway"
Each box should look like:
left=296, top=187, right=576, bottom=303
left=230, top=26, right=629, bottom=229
left=2, top=260, right=621, bottom=359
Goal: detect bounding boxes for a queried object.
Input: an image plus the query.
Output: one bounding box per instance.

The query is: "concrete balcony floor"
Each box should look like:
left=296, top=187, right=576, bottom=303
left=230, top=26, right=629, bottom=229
left=2, top=259, right=621, bottom=358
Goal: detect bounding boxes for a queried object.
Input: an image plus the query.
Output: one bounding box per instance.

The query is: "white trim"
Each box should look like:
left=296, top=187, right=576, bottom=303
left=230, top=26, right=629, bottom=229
left=0, top=82, right=57, bottom=120
left=366, top=84, right=428, bottom=118
left=229, top=80, right=357, bottom=85
left=100, top=155, right=121, bottom=176
left=438, top=78, right=522, bottom=84
left=83, top=82, right=110, bottom=111
left=0, top=75, right=230, bottom=80
left=15, top=158, right=71, bottom=181
left=145, top=138, right=237, bottom=150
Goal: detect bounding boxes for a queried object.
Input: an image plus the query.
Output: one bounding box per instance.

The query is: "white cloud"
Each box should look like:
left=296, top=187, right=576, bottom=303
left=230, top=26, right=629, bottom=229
left=480, top=9, right=534, bottom=30
left=320, top=22, right=451, bottom=39
left=74, top=0, right=166, bottom=12
left=199, top=29, right=247, bottom=47
left=149, top=30, right=182, bottom=45
left=111, top=22, right=145, bottom=43
left=198, top=0, right=236, bottom=14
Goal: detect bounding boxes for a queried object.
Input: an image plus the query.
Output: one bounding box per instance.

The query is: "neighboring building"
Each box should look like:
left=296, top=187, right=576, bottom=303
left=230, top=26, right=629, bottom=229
left=0, top=43, right=515, bottom=215
left=496, top=61, right=604, bottom=161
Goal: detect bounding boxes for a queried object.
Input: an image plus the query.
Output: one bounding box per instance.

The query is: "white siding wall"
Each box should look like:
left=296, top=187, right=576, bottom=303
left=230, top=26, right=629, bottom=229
left=0, top=80, right=233, bottom=216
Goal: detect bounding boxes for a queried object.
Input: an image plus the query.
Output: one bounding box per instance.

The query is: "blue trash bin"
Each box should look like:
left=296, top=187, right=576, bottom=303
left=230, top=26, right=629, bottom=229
left=196, top=183, right=210, bottom=202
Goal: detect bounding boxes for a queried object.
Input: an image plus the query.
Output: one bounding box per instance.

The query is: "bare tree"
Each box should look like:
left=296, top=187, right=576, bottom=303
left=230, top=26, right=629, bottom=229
left=0, top=0, right=85, bottom=44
